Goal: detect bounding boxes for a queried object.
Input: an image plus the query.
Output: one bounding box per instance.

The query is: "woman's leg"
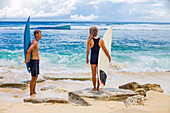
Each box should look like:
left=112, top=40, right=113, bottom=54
left=91, top=64, right=97, bottom=91
left=97, top=77, right=100, bottom=91
left=96, top=66, right=100, bottom=91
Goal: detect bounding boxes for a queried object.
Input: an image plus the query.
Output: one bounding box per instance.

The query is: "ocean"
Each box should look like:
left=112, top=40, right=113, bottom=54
left=0, top=21, right=170, bottom=80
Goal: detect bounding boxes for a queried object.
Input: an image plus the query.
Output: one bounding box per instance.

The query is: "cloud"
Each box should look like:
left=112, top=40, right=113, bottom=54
left=128, top=8, right=137, bottom=15
left=88, top=0, right=147, bottom=5
left=0, top=0, right=8, bottom=8
left=0, top=6, right=35, bottom=18
left=149, top=3, right=165, bottom=6
left=135, top=9, right=169, bottom=21
left=94, top=5, right=99, bottom=9
left=0, top=0, right=170, bottom=22
left=150, top=10, right=166, bottom=17
left=111, top=0, right=147, bottom=4
left=70, top=14, right=98, bottom=21
left=0, top=0, right=78, bottom=18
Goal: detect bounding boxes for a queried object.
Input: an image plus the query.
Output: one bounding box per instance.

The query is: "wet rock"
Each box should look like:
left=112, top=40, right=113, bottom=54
left=23, top=78, right=45, bottom=84
left=45, top=98, right=68, bottom=104
left=69, top=92, right=91, bottom=106
left=24, top=98, right=40, bottom=103
left=110, top=64, right=121, bottom=70
left=24, top=98, right=68, bottom=104
left=0, top=76, right=3, bottom=79
left=54, top=88, right=68, bottom=93
left=141, top=84, right=163, bottom=92
left=13, top=95, right=18, bottom=98
left=69, top=88, right=137, bottom=102
left=41, top=85, right=55, bottom=91
left=119, top=82, right=163, bottom=93
left=119, top=82, right=141, bottom=91
left=0, top=83, right=28, bottom=90
left=134, top=88, right=146, bottom=96
left=43, top=76, right=91, bottom=81
left=123, top=95, right=145, bottom=107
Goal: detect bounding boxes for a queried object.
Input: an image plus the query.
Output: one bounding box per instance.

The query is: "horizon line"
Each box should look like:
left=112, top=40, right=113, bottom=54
left=0, top=21, right=170, bottom=23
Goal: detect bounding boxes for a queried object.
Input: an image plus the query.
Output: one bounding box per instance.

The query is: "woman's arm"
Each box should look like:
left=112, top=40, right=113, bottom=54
left=100, top=39, right=111, bottom=62
left=86, top=42, right=90, bottom=64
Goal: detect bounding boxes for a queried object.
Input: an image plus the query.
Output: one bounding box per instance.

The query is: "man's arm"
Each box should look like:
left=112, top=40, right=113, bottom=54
left=24, top=41, right=37, bottom=63
left=100, top=39, right=111, bottom=62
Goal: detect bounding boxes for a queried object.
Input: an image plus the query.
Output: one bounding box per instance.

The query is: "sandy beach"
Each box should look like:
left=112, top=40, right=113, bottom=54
left=0, top=72, right=170, bottom=113
left=0, top=0, right=170, bottom=112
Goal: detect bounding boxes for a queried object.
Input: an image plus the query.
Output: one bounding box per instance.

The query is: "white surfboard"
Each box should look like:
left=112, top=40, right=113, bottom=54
left=98, top=26, right=113, bottom=87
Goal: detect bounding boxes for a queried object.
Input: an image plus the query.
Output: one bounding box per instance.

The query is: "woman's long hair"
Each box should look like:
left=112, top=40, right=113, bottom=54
left=87, top=27, right=98, bottom=45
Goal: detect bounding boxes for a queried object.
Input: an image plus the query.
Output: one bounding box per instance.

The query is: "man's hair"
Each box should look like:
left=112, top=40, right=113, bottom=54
left=34, top=30, right=41, bottom=37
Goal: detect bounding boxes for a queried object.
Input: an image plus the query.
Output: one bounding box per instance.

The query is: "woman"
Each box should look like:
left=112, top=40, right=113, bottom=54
left=86, top=27, right=111, bottom=91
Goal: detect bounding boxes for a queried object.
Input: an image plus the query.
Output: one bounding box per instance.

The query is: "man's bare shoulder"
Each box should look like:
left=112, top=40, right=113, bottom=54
left=32, top=40, right=38, bottom=45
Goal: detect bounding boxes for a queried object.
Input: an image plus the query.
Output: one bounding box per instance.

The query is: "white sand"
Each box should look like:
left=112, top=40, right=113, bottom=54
left=0, top=72, right=170, bottom=113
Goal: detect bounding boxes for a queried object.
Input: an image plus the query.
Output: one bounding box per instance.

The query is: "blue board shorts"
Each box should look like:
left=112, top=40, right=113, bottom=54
left=29, top=60, right=39, bottom=77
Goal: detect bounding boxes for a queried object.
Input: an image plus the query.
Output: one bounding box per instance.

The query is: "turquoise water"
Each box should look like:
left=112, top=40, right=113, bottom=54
left=0, top=22, right=170, bottom=73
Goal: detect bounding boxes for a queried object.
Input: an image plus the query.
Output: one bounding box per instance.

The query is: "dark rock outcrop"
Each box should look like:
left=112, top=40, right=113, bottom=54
left=23, top=79, right=45, bottom=84
left=141, top=84, right=163, bottom=92
left=69, top=92, right=91, bottom=106
left=41, top=86, right=55, bottom=91
left=24, top=98, right=68, bottom=104
left=0, top=83, right=28, bottom=90
left=134, top=88, right=146, bottom=96
left=119, top=82, right=163, bottom=95
left=119, top=82, right=141, bottom=91
left=43, top=76, right=91, bottom=81
left=69, top=88, right=137, bottom=102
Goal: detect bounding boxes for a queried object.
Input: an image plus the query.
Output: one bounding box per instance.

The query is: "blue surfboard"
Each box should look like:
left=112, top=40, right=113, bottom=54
left=24, top=16, right=31, bottom=73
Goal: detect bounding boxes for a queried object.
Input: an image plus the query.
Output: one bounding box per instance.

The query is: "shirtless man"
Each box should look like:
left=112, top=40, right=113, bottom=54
left=25, top=30, right=42, bottom=96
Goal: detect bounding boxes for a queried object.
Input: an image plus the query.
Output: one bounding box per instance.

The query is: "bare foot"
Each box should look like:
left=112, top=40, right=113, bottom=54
left=30, top=93, right=33, bottom=96
left=30, top=94, right=36, bottom=98
left=97, top=88, right=100, bottom=91
left=91, top=88, right=97, bottom=91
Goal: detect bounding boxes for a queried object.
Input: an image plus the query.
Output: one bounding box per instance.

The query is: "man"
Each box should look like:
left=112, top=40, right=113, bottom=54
left=25, top=30, right=42, bottom=96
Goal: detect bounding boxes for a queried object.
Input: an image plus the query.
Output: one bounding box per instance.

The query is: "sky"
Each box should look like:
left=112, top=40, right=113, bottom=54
left=0, top=0, right=170, bottom=22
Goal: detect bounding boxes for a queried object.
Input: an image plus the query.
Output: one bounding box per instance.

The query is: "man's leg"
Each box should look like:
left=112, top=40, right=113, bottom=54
left=30, top=77, right=35, bottom=95
left=33, top=75, right=38, bottom=94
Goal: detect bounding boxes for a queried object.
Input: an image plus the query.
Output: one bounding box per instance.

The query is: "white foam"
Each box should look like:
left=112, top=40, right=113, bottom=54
left=1, top=23, right=170, bottom=31
left=71, top=25, right=109, bottom=30
left=110, top=58, right=170, bottom=73
left=70, top=24, right=170, bottom=31
left=0, top=27, right=24, bottom=30
left=0, top=49, right=23, bottom=53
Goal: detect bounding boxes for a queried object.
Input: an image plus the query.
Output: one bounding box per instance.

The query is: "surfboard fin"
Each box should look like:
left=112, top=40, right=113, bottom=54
left=99, top=70, right=107, bottom=87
